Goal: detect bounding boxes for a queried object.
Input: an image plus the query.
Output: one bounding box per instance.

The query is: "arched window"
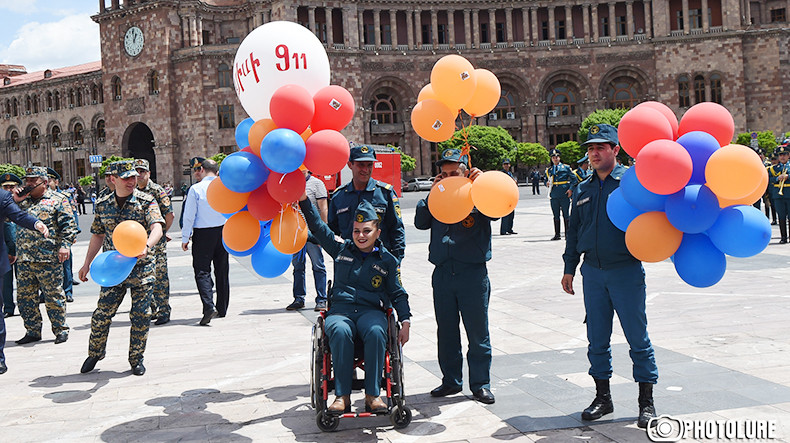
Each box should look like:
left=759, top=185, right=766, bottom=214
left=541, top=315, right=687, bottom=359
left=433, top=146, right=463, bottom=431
left=370, top=94, right=398, bottom=124
left=678, top=75, right=690, bottom=107
left=92, top=84, right=100, bottom=103
left=148, top=70, right=159, bottom=94
left=494, top=90, right=517, bottom=119
left=606, top=77, right=639, bottom=109
left=3, top=99, right=9, bottom=115
left=99, top=83, right=104, bottom=103
left=96, top=120, right=106, bottom=140
left=710, top=74, right=722, bottom=104
left=30, top=128, right=40, bottom=147
left=547, top=82, right=578, bottom=116
left=218, top=63, right=232, bottom=88
left=54, top=91, right=61, bottom=110
left=32, top=94, right=39, bottom=113
left=25, top=95, right=32, bottom=113
left=46, top=92, right=53, bottom=110
left=51, top=126, right=61, bottom=146
left=69, top=88, right=75, bottom=107
left=12, top=98, right=18, bottom=116
left=74, top=123, right=84, bottom=145
left=10, top=130, right=18, bottom=149
left=76, top=88, right=83, bottom=107
left=112, top=77, right=122, bottom=100
left=693, top=74, right=706, bottom=103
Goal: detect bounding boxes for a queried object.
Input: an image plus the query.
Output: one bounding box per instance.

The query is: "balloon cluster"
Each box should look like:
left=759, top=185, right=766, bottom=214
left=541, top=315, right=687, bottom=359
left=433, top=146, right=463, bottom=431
left=607, top=102, right=771, bottom=287
left=90, top=221, right=146, bottom=287
left=219, top=21, right=353, bottom=279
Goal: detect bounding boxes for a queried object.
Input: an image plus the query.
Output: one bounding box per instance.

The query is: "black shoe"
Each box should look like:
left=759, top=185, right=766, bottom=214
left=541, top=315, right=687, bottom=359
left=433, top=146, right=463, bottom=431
left=430, top=384, right=462, bottom=397
left=15, top=334, right=41, bottom=345
left=781, top=239, right=788, bottom=244
left=66, top=295, right=74, bottom=303
left=637, top=382, right=657, bottom=428
left=154, top=316, right=170, bottom=325
left=637, top=404, right=657, bottom=428
left=314, top=301, right=327, bottom=311
left=550, top=235, right=561, bottom=241
left=3, top=312, right=12, bottom=318
left=472, top=388, right=496, bottom=404
left=582, top=378, right=614, bottom=420
left=500, top=232, right=510, bottom=236
left=72, top=281, right=80, bottom=286
left=509, top=231, right=518, bottom=235
left=199, top=309, right=218, bottom=326
left=286, top=300, right=305, bottom=311
left=131, top=362, right=146, bottom=376
left=0, top=361, right=6, bottom=374
left=81, top=356, right=100, bottom=373
left=54, top=332, right=68, bottom=344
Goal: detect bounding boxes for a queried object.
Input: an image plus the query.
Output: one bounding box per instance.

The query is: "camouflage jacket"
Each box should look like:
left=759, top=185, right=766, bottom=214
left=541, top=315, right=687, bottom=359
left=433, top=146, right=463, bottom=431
left=137, top=180, right=173, bottom=251
left=17, top=189, right=79, bottom=263
left=91, top=189, right=165, bottom=255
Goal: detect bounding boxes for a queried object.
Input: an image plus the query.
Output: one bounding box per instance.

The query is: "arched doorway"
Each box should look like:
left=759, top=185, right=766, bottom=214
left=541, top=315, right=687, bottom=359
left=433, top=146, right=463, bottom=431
left=123, top=122, right=157, bottom=181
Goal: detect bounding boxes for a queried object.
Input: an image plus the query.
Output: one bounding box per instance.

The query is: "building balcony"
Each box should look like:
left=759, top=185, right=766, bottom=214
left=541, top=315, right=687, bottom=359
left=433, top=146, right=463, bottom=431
left=370, top=122, right=405, bottom=135
left=547, top=114, right=582, bottom=127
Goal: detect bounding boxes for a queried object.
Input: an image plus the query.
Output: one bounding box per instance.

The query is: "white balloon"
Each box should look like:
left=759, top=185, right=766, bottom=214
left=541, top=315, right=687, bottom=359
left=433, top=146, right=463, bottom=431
left=233, top=21, right=330, bottom=120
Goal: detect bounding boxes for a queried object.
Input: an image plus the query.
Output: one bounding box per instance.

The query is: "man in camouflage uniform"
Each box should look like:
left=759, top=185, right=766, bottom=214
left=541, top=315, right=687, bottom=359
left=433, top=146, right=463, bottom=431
left=13, top=166, right=78, bottom=345
left=78, top=161, right=164, bottom=376
left=99, top=168, right=114, bottom=199
left=134, top=159, right=174, bottom=325
left=47, top=168, right=80, bottom=302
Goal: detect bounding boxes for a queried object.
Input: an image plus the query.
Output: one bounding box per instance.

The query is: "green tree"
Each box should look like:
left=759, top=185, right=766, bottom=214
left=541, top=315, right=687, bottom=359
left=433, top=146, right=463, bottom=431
left=79, top=176, right=94, bottom=186
left=736, top=131, right=779, bottom=157
left=387, top=144, right=416, bottom=172
left=555, top=141, right=585, bottom=164
left=513, top=142, right=549, bottom=167
left=438, top=125, right=516, bottom=171
left=0, top=163, right=25, bottom=178
left=578, top=108, right=629, bottom=143
left=98, top=155, right=134, bottom=176
left=209, top=152, right=228, bottom=165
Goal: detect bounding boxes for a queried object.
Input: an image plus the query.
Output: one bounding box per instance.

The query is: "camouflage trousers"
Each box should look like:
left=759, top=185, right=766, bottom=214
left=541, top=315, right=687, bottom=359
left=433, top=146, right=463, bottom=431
left=150, top=250, right=171, bottom=319
left=88, top=281, right=153, bottom=366
left=17, top=261, right=69, bottom=337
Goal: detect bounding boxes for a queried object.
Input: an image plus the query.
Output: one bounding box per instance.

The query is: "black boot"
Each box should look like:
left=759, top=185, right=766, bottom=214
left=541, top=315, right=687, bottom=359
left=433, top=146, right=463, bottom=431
left=637, top=382, right=656, bottom=428
left=779, top=220, right=787, bottom=244
left=582, top=378, right=614, bottom=421
left=551, top=219, right=561, bottom=240
left=563, top=218, right=570, bottom=238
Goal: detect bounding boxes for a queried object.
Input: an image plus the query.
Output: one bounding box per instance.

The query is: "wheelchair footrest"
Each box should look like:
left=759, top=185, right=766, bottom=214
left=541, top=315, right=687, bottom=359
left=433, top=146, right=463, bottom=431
left=340, top=412, right=378, bottom=418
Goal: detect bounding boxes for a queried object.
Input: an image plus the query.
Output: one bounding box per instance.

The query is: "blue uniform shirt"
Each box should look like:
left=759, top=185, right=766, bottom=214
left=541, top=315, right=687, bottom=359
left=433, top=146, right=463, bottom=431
left=563, top=164, right=640, bottom=275
left=546, top=163, right=576, bottom=198
left=414, top=198, right=493, bottom=266
left=767, top=162, right=790, bottom=199
left=574, top=167, right=592, bottom=182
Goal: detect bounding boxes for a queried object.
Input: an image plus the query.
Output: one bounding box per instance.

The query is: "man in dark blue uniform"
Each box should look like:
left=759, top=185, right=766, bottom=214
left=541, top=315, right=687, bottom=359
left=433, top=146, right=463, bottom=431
left=768, top=145, right=790, bottom=243
left=573, top=155, right=592, bottom=182
left=546, top=148, right=575, bottom=240
left=2, top=173, right=22, bottom=318
left=561, top=124, right=658, bottom=428
left=499, top=159, right=517, bottom=235
left=328, top=146, right=405, bottom=262
left=415, top=148, right=496, bottom=405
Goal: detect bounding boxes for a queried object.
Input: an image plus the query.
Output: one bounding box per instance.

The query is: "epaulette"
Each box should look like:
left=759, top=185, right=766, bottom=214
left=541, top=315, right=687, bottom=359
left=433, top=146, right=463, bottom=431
left=375, top=180, right=393, bottom=191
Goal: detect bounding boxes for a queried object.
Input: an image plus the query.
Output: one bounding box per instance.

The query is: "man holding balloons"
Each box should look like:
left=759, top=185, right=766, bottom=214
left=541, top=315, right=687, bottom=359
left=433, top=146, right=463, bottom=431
left=560, top=124, right=658, bottom=428
left=78, top=160, right=165, bottom=376
left=546, top=149, right=575, bottom=241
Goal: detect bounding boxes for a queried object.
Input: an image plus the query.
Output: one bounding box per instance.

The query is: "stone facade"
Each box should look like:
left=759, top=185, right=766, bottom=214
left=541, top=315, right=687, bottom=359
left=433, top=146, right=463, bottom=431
left=1, top=0, right=789, bottom=185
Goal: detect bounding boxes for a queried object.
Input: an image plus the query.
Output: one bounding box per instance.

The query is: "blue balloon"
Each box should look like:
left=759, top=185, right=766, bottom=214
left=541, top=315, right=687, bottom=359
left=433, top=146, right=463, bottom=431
left=606, top=187, right=644, bottom=232
left=234, top=117, right=255, bottom=149
left=219, top=152, right=269, bottom=193
left=260, top=128, right=306, bottom=174
left=707, top=205, right=771, bottom=257
left=620, top=167, right=668, bottom=212
left=665, top=185, right=721, bottom=233
left=673, top=233, right=727, bottom=287
left=676, top=131, right=720, bottom=184
left=90, top=251, right=138, bottom=287
left=250, top=239, right=292, bottom=278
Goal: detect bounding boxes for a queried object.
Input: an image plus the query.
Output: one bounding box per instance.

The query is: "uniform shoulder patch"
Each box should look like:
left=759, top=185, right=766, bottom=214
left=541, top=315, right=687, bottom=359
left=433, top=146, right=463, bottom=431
left=371, top=275, right=383, bottom=288
left=461, top=215, right=475, bottom=228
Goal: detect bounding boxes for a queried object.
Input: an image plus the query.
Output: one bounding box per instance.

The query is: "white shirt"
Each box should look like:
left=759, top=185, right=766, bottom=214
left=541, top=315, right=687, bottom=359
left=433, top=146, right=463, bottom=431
left=181, top=175, right=227, bottom=242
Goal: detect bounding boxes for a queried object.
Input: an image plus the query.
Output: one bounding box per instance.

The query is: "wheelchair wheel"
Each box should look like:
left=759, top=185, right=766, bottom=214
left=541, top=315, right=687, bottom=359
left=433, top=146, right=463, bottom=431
left=310, top=319, right=325, bottom=410
left=316, top=411, right=340, bottom=432
left=390, top=405, right=412, bottom=429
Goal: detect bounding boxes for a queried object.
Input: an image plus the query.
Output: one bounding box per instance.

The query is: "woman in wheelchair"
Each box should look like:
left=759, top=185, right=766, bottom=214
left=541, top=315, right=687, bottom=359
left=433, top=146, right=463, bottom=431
left=298, top=195, right=411, bottom=415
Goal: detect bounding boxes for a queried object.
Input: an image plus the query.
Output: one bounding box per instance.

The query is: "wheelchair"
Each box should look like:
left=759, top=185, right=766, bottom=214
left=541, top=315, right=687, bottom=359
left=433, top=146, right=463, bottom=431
left=310, top=282, right=412, bottom=432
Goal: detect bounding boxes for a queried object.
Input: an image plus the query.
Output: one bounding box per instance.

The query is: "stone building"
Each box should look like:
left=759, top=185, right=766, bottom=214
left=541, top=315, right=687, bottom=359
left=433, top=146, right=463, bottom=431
left=1, top=0, right=788, bottom=186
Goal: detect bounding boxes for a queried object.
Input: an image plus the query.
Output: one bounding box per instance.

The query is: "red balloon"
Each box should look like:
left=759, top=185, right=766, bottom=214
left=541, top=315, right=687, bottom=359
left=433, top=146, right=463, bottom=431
left=618, top=106, right=674, bottom=157
left=635, top=139, right=693, bottom=195
left=311, top=85, right=355, bottom=131
left=678, top=102, right=734, bottom=147
left=267, top=170, right=306, bottom=204
left=303, top=130, right=350, bottom=175
left=635, top=101, right=678, bottom=140
left=240, top=146, right=254, bottom=153
left=269, top=84, right=315, bottom=134
left=247, top=184, right=281, bottom=221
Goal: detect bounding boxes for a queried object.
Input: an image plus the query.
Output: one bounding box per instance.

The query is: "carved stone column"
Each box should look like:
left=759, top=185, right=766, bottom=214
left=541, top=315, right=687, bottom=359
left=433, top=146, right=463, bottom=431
left=682, top=0, right=690, bottom=33
left=431, top=9, right=439, bottom=47
left=565, top=5, right=573, bottom=39
left=406, top=10, right=414, bottom=48
left=374, top=9, right=381, bottom=46
left=701, top=0, right=709, bottom=31
left=531, top=7, right=539, bottom=42
left=489, top=9, right=496, bottom=44
left=182, top=16, right=190, bottom=47
left=415, top=10, right=423, bottom=46
left=465, top=9, right=473, bottom=46
left=506, top=7, right=514, bottom=44
left=391, top=10, right=399, bottom=46
left=472, top=9, right=480, bottom=47
left=548, top=7, right=556, bottom=41
left=448, top=10, right=455, bottom=45
left=644, top=1, right=652, bottom=37
left=591, top=5, right=599, bottom=41
left=582, top=4, right=591, bottom=42
left=189, top=16, right=197, bottom=46
left=522, top=8, right=530, bottom=43
left=308, top=7, right=316, bottom=37
left=327, top=8, right=335, bottom=45
left=626, top=1, right=634, bottom=39
left=608, top=2, right=616, bottom=37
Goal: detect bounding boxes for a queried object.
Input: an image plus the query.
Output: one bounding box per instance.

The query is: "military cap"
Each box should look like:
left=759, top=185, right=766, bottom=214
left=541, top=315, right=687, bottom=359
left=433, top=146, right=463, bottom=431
left=436, top=148, right=469, bottom=167
left=46, top=167, right=61, bottom=181
left=24, top=166, right=48, bottom=179
left=190, top=157, right=206, bottom=169
left=134, top=158, right=150, bottom=171
left=776, top=145, right=790, bottom=155
left=549, top=149, right=561, bottom=157
left=110, top=160, right=139, bottom=179
left=583, top=123, right=619, bottom=146
left=1, top=173, right=22, bottom=187
left=577, top=154, right=589, bottom=164
left=502, top=158, right=511, bottom=164
left=354, top=200, right=379, bottom=223
left=349, top=145, right=377, bottom=162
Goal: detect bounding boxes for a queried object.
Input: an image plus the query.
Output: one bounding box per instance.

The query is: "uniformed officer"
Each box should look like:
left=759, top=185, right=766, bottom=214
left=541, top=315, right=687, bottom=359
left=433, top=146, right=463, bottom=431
left=2, top=173, right=22, bottom=318
left=78, top=161, right=165, bottom=376
left=299, top=196, right=410, bottom=414
left=414, top=148, right=496, bottom=405
left=135, top=158, right=174, bottom=324
left=46, top=168, right=79, bottom=302
left=767, top=145, right=790, bottom=243
left=99, top=167, right=115, bottom=199
left=499, top=159, right=517, bottom=235
left=546, top=148, right=575, bottom=240
left=13, top=166, right=78, bottom=345
left=561, top=123, right=658, bottom=428
left=574, top=155, right=592, bottom=182
left=328, top=145, right=405, bottom=262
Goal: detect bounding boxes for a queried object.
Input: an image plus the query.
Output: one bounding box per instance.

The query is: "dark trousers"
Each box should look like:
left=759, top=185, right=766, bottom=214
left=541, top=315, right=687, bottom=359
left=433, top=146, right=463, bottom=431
left=0, top=274, right=5, bottom=364
left=550, top=195, right=570, bottom=221
left=192, top=226, right=230, bottom=316
left=63, top=254, right=73, bottom=298
left=292, top=242, right=327, bottom=304
left=531, top=181, right=541, bottom=195
left=500, top=212, right=515, bottom=234
left=2, top=265, right=14, bottom=315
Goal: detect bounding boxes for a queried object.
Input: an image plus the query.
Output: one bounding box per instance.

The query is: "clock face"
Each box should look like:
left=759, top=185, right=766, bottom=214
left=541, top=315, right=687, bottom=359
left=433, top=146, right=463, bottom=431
left=124, top=26, right=144, bottom=57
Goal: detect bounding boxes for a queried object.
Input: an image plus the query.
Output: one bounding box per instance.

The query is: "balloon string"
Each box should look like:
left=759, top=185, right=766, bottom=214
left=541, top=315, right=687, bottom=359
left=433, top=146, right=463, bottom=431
left=277, top=205, right=285, bottom=241
left=279, top=174, right=285, bottom=185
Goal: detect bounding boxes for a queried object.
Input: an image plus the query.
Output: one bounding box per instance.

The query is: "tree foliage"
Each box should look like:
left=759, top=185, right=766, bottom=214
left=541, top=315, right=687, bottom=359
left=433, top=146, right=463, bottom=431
left=578, top=108, right=629, bottom=143
left=210, top=152, right=228, bottom=165
left=79, top=176, right=94, bottom=186
left=438, top=125, right=516, bottom=171
left=0, top=163, right=25, bottom=178
left=736, top=131, right=779, bottom=157
left=387, top=144, right=416, bottom=172
left=513, top=142, right=549, bottom=167
left=555, top=141, right=585, bottom=165
left=98, top=155, right=134, bottom=176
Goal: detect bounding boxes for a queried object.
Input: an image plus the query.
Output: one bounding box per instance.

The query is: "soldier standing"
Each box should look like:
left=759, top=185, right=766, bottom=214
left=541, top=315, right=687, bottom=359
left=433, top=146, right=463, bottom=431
left=78, top=161, right=164, bottom=376
left=767, top=145, right=790, bottom=243
left=46, top=168, right=80, bottom=302
left=134, top=159, right=174, bottom=324
left=545, top=148, right=575, bottom=241
left=573, top=155, right=592, bottom=182
left=499, top=159, right=517, bottom=235
left=13, top=167, right=78, bottom=345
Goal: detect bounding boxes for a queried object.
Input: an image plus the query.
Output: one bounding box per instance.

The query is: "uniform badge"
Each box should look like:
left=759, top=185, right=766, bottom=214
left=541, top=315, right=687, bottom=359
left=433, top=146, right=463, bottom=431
left=361, top=146, right=369, bottom=153
left=590, top=125, right=600, bottom=135
left=395, top=204, right=402, bottom=219
left=371, top=275, right=383, bottom=288
left=3, top=174, right=8, bottom=181
left=461, top=215, right=475, bottom=228
left=443, top=150, right=453, bottom=158
left=356, top=213, right=364, bottom=222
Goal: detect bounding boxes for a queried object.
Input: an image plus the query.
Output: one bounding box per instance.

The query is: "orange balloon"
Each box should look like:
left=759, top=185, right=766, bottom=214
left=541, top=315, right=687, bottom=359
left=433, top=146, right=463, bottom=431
left=417, top=84, right=439, bottom=103
left=248, top=119, right=277, bottom=156
left=625, top=212, right=683, bottom=262
left=223, top=211, right=260, bottom=252
left=470, top=171, right=518, bottom=218
left=462, top=69, right=501, bottom=117
left=718, top=166, right=768, bottom=207
left=429, top=55, right=477, bottom=110
left=206, top=177, right=251, bottom=214
left=678, top=102, right=734, bottom=147
left=427, top=176, right=474, bottom=224
left=270, top=204, right=308, bottom=254
left=410, top=99, right=456, bottom=143
left=635, top=101, right=679, bottom=140
left=112, top=220, right=148, bottom=257
left=300, top=127, right=313, bottom=142
left=705, top=144, right=765, bottom=200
